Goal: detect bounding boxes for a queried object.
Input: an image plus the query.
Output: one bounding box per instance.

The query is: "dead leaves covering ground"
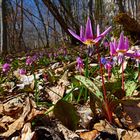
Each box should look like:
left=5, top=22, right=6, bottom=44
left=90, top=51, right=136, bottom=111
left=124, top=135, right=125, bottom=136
left=0, top=94, right=45, bottom=139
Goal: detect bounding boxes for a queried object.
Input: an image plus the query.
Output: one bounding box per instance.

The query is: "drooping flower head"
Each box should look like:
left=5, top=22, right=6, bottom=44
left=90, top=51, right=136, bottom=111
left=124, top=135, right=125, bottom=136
left=68, top=17, right=112, bottom=45
left=32, top=54, right=38, bottom=61
left=133, top=50, right=140, bottom=60
left=26, top=56, right=33, bottom=66
left=133, top=50, right=140, bottom=67
left=116, top=32, right=129, bottom=55
left=104, top=41, right=109, bottom=49
left=126, top=50, right=140, bottom=67
left=19, top=68, right=26, bottom=75
left=109, top=39, right=117, bottom=56
left=2, top=63, right=10, bottom=73
left=100, top=57, right=112, bottom=80
left=101, top=57, right=107, bottom=65
left=109, top=32, right=130, bottom=64
left=76, top=57, right=84, bottom=73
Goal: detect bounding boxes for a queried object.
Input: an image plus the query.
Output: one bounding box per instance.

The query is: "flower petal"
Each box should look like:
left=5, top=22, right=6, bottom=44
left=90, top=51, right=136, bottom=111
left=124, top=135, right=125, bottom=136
left=124, top=37, right=129, bottom=51
left=85, top=17, right=93, bottom=40
left=109, top=41, right=117, bottom=56
left=100, top=26, right=112, bottom=37
left=93, top=36, right=102, bottom=43
left=96, top=24, right=100, bottom=37
left=117, top=32, right=125, bottom=51
left=80, top=26, right=85, bottom=41
left=68, top=29, right=83, bottom=42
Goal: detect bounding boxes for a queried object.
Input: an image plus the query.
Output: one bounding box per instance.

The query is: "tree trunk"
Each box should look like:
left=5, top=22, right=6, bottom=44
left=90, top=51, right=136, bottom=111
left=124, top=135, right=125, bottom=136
left=0, top=0, right=8, bottom=56
left=34, top=0, right=49, bottom=47
left=42, top=0, right=80, bottom=44
left=18, top=0, right=24, bottom=50
left=117, top=0, right=125, bottom=13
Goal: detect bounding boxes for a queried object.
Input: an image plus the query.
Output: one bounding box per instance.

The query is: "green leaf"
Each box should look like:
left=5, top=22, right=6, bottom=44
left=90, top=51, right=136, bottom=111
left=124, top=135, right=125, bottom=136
left=75, top=75, right=103, bottom=101
left=125, top=81, right=137, bottom=96
left=54, top=100, right=80, bottom=130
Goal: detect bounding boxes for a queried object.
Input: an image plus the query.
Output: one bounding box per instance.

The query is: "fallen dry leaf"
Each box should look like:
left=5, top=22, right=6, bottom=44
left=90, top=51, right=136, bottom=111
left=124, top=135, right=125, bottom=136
left=0, top=103, right=3, bottom=114
left=3, top=96, right=24, bottom=116
left=46, top=70, right=69, bottom=103
left=79, top=130, right=99, bottom=140
left=121, top=98, right=140, bottom=129
left=94, top=120, right=117, bottom=135
left=0, top=97, right=31, bottom=137
left=0, top=116, right=15, bottom=123
left=21, top=123, right=35, bottom=140
left=117, top=128, right=140, bottom=140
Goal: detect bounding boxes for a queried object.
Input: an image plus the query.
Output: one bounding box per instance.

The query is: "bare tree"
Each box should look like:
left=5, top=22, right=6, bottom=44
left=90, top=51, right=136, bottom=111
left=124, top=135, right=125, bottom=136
left=34, top=0, right=49, bottom=47
left=0, top=0, right=8, bottom=56
left=42, top=0, right=80, bottom=44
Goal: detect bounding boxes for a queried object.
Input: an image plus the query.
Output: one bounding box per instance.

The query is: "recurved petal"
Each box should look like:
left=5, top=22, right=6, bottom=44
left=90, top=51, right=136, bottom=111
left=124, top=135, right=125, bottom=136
left=85, top=17, right=93, bottom=40
left=96, top=24, right=100, bottom=37
left=80, top=26, right=84, bottom=38
left=100, top=26, right=112, bottom=37
left=68, top=29, right=82, bottom=42
left=93, top=36, right=102, bottom=43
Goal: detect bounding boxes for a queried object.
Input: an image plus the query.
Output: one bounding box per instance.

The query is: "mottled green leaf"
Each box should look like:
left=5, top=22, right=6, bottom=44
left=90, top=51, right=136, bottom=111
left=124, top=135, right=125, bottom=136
left=125, top=81, right=137, bottom=96
left=75, top=75, right=103, bottom=101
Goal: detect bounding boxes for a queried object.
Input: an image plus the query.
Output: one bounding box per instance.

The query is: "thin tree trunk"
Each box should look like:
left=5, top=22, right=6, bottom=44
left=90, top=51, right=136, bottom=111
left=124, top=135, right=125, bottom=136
left=34, top=0, right=49, bottom=47
left=1, top=0, right=8, bottom=56
left=19, top=0, right=24, bottom=50
left=42, top=0, right=80, bottom=44
left=117, top=0, right=125, bottom=13
left=24, top=12, right=45, bottom=47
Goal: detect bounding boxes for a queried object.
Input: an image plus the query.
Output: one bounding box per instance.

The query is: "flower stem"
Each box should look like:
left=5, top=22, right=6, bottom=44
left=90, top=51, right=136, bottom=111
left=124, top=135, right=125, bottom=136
left=121, top=59, right=125, bottom=92
left=97, top=50, right=112, bottom=123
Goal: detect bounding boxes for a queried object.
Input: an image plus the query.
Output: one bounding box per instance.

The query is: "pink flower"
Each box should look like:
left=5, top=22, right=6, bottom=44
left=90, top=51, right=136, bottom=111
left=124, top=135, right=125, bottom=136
left=109, top=32, right=130, bottom=64
left=19, top=69, right=26, bottom=75
left=2, top=63, right=10, bottom=72
left=109, top=39, right=117, bottom=56
left=68, top=17, right=112, bottom=45
left=116, top=32, right=129, bottom=55
left=105, top=61, right=112, bottom=80
left=76, top=57, right=84, bottom=73
left=26, top=56, right=33, bottom=66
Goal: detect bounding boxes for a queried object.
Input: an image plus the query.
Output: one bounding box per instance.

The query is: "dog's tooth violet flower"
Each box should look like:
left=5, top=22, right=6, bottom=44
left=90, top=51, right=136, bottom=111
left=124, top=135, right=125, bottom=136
left=2, top=63, right=10, bottom=73
left=68, top=17, right=112, bottom=45
left=76, top=57, right=84, bottom=73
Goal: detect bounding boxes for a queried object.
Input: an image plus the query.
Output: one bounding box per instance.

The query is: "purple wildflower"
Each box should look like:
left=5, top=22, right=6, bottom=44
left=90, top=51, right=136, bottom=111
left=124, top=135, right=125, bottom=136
left=2, top=63, right=10, bottom=73
left=68, top=17, right=112, bottom=45
left=116, top=32, right=129, bottom=55
left=19, top=69, right=26, bottom=75
left=26, top=56, right=33, bottom=66
left=32, top=54, right=38, bottom=61
left=76, top=57, right=84, bottom=73
left=104, top=41, right=109, bottom=49
left=126, top=50, right=140, bottom=67
left=109, top=39, right=117, bottom=56
left=101, top=57, right=107, bottom=65
left=105, top=61, right=112, bottom=80
left=109, top=32, right=130, bottom=64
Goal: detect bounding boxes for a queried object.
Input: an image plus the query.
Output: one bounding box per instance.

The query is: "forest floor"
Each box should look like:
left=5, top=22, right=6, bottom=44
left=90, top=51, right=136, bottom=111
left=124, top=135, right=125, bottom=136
left=0, top=45, right=140, bottom=140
